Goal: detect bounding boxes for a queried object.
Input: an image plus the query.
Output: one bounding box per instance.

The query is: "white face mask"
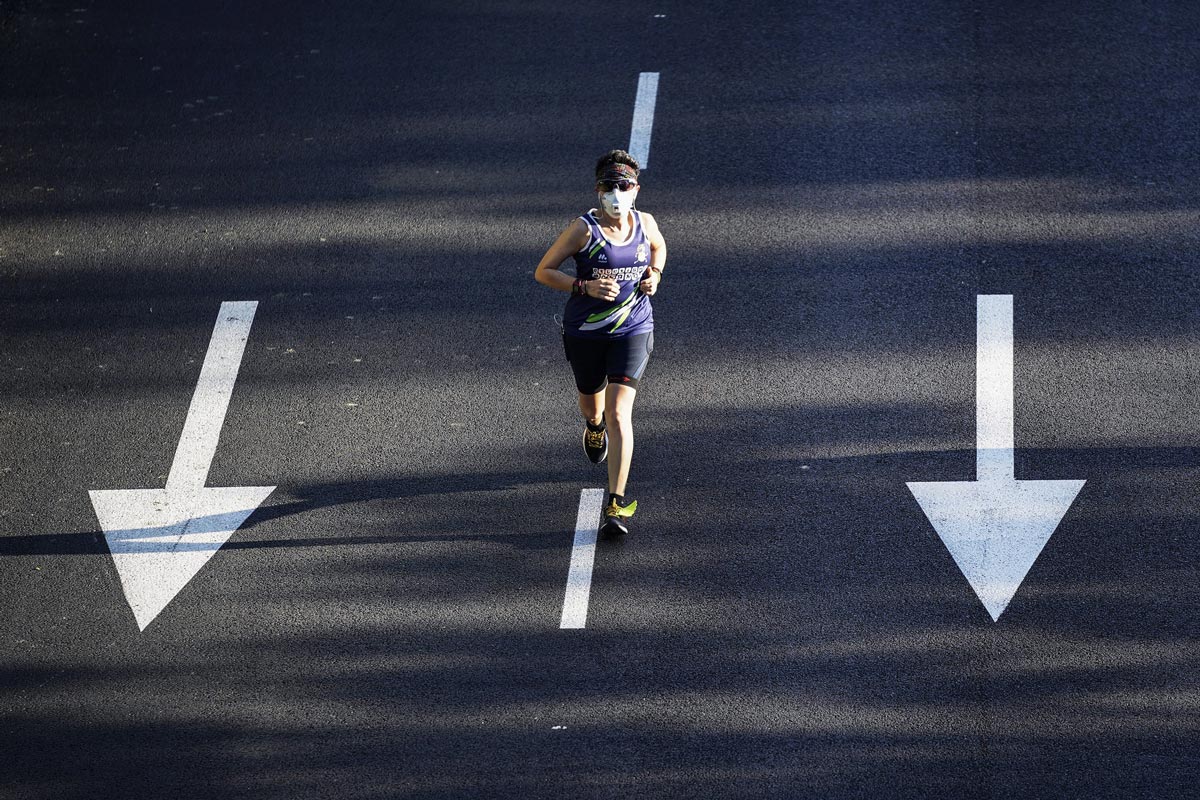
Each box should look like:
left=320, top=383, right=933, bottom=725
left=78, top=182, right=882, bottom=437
left=599, top=188, right=636, bottom=218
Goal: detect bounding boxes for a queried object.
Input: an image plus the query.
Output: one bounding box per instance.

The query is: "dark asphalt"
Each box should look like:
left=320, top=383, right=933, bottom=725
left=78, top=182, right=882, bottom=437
left=2, top=1, right=1199, bottom=798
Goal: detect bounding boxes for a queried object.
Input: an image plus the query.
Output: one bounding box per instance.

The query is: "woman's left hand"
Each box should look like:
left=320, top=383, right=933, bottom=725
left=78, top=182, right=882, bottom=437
left=639, top=270, right=661, bottom=296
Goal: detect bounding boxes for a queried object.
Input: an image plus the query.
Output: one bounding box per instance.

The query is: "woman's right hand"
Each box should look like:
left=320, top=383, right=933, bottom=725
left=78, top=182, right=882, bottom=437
left=588, top=278, right=620, bottom=301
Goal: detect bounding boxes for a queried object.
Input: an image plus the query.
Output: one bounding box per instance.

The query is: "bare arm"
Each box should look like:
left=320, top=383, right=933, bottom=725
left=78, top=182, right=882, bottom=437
left=535, top=218, right=619, bottom=300
left=638, top=211, right=667, bottom=296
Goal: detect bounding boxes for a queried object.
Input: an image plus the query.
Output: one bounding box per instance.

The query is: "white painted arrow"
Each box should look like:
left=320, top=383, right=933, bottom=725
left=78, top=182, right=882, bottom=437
left=89, top=301, right=275, bottom=631
left=907, top=295, right=1085, bottom=621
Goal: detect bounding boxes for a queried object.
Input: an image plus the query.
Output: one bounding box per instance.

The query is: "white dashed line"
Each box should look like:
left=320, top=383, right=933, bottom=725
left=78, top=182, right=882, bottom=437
left=628, top=72, right=659, bottom=169
left=559, top=488, right=605, bottom=629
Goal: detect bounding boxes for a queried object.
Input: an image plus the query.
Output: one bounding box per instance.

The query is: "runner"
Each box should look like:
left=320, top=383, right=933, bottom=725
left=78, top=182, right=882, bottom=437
left=534, top=149, right=667, bottom=535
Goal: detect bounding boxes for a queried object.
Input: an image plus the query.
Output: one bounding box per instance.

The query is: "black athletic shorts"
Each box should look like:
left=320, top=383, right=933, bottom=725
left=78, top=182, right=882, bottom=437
left=562, top=331, right=654, bottom=394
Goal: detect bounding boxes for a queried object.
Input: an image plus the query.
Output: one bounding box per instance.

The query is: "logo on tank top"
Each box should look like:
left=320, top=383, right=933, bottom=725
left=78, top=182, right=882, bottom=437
left=635, top=243, right=649, bottom=264
left=597, top=253, right=608, bottom=262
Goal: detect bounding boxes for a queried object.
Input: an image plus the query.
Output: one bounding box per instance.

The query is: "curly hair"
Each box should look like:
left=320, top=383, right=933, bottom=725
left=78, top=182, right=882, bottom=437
left=594, top=149, right=640, bottom=178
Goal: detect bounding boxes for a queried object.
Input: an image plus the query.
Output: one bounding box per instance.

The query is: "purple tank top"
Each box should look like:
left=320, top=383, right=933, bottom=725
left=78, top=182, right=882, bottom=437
left=562, top=210, right=654, bottom=339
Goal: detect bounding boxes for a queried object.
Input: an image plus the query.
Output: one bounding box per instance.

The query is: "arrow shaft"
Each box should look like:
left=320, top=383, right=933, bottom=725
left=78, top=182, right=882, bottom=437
left=976, top=294, right=1015, bottom=481
left=165, top=301, right=258, bottom=494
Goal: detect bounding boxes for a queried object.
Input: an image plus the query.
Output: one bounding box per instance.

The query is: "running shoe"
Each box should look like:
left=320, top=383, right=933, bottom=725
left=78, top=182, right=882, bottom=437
left=600, top=496, right=637, bottom=536
left=583, top=419, right=608, bottom=463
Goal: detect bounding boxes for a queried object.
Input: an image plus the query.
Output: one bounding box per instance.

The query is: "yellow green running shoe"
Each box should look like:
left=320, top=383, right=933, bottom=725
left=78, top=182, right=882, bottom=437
left=600, top=496, right=637, bottom=536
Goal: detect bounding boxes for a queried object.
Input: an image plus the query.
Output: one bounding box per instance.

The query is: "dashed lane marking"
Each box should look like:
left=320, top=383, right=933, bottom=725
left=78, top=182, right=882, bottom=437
left=559, top=488, right=605, bottom=629
left=628, top=72, right=659, bottom=169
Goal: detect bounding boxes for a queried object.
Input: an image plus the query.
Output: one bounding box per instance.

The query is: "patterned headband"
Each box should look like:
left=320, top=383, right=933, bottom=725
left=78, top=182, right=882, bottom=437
left=597, top=163, right=638, bottom=182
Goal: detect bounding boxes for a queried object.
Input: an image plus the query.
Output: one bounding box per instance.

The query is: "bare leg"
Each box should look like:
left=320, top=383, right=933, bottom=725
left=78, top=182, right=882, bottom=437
left=577, top=390, right=604, bottom=426
left=604, top=383, right=637, bottom=496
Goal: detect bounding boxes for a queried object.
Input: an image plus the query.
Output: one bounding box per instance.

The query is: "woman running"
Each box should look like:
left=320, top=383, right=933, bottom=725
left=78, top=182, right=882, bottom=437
left=534, top=149, right=666, bottom=535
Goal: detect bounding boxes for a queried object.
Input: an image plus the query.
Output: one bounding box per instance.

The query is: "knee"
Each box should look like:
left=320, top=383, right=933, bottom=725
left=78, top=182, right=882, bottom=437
left=605, top=404, right=633, bottom=429
left=578, top=393, right=604, bottom=415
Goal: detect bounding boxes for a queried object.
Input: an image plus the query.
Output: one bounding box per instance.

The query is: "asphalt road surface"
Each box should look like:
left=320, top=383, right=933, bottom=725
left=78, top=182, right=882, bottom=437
left=3, top=1, right=1199, bottom=798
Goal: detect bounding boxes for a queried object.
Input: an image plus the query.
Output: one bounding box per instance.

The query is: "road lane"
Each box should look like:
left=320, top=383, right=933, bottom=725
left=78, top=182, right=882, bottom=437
left=2, top=2, right=1198, bottom=798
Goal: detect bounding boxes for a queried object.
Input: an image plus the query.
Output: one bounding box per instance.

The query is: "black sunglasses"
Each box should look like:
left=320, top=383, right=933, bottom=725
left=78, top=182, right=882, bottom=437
left=598, top=179, right=637, bottom=192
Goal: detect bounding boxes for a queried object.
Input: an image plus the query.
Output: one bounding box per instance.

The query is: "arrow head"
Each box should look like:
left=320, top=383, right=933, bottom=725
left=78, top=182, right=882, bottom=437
left=89, top=485, right=275, bottom=630
left=906, top=478, right=1085, bottom=621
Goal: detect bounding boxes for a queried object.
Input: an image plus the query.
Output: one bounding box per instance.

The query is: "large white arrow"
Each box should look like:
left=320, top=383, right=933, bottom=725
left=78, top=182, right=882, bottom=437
left=907, top=295, right=1085, bottom=621
left=89, top=301, right=275, bottom=631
